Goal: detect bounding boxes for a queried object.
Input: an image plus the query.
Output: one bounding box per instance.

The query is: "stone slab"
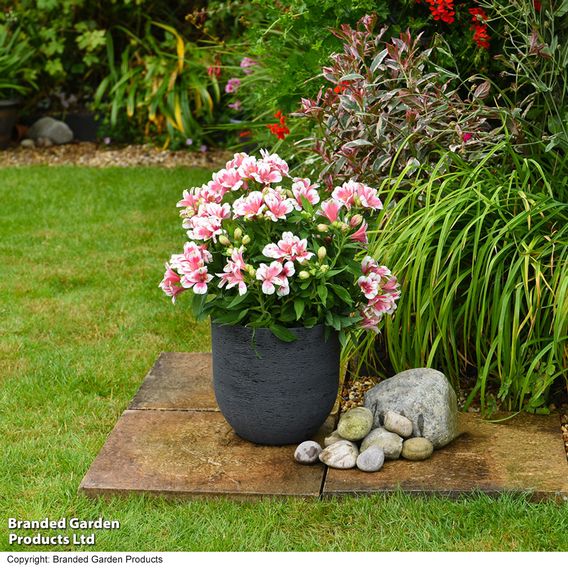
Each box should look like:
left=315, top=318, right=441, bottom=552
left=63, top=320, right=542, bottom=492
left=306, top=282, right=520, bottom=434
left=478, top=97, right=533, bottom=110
left=129, top=352, right=218, bottom=411
left=323, top=412, right=568, bottom=501
left=80, top=409, right=329, bottom=499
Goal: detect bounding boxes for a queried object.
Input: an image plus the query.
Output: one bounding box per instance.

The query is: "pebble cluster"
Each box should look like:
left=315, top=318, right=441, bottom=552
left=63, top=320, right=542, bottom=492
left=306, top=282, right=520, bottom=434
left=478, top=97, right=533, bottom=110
left=294, top=407, right=435, bottom=472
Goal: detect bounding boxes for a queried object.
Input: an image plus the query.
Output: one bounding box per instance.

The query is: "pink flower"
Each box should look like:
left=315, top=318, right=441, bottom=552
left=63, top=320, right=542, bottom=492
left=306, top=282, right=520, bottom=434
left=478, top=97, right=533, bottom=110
left=357, top=183, right=383, bottom=210
left=332, top=180, right=382, bottom=210
left=350, top=220, right=368, bottom=244
left=250, top=161, right=283, bottom=185
left=180, top=266, right=213, bottom=295
left=186, top=215, right=224, bottom=241
left=213, top=168, right=244, bottom=191
left=358, top=273, right=380, bottom=300
left=292, top=178, right=320, bottom=209
left=262, top=232, right=314, bottom=264
left=256, top=261, right=286, bottom=295
left=159, top=264, right=185, bottom=303
left=218, top=248, right=248, bottom=295
left=233, top=191, right=265, bottom=218
left=237, top=155, right=260, bottom=179
left=369, top=293, right=398, bottom=315
left=463, top=132, right=473, bottom=142
left=170, top=241, right=209, bottom=273
left=228, top=100, right=242, bottom=111
left=361, top=256, right=391, bottom=278
left=320, top=199, right=342, bottom=222
left=225, top=78, right=241, bottom=94
left=332, top=181, right=356, bottom=208
left=225, top=152, right=248, bottom=170
left=360, top=309, right=382, bottom=332
left=240, top=57, right=257, bottom=74
left=264, top=189, right=294, bottom=221
left=259, top=150, right=289, bottom=176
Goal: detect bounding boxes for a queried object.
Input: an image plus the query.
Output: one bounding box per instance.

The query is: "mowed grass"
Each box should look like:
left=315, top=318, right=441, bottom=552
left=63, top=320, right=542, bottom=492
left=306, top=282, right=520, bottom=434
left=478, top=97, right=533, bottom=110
left=0, top=166, right=566, bottom=552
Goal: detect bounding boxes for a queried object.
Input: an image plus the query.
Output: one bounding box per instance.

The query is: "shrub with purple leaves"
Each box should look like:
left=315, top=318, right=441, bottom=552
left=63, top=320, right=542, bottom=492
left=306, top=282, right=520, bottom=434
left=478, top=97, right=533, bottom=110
left=298, top=15, right=508, bottom=186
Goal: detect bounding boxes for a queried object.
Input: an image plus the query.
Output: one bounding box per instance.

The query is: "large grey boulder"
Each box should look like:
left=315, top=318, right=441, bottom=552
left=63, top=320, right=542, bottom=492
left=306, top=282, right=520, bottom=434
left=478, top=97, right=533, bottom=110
left=364, top=368, right=458, bottom=448
left=27, top=117, right=73, bottom=145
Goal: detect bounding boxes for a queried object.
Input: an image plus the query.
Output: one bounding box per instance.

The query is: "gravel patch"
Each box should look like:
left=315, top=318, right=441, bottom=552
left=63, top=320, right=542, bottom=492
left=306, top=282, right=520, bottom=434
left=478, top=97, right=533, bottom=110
left=0, top=142, right=232, bottom=169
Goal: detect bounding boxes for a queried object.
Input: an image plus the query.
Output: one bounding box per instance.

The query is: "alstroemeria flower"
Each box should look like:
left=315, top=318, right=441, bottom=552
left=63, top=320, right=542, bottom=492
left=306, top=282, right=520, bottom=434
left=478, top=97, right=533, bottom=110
left=350, top=219, right=368, bottom=244
left=217, top=248, right=248, bottom=296
left=213, top=168, right=244, bottom=192
left=292, top=178, right=320, bottom=209
left=256, top=261, right=286, bottom=295
left=251, top=161, right=283, bottom=185
left=226, top=152, right=248, bottom=170
left=264, top=189, right=295, bottom=221
left=260, top=150, right=289, bottom=176
left=237, top=155, right=259, bottom=179
left=320, top=199, right=342, bottom=223
left=233, top=191, right=265, bottom=218
left=262, top=232, right=314, bottom=264
left=159, top=264, right=185, bottom=303
left=180, top=266, right=213, bottom=295
left=186, top=215, right=224, bottom=241
left=170, top=241, right=209, bottom=273
left=356, top=184, right=383, bottom=210
left=225, top=78, right=241, bottom=94
left=358, top=273, right=381, bottom=300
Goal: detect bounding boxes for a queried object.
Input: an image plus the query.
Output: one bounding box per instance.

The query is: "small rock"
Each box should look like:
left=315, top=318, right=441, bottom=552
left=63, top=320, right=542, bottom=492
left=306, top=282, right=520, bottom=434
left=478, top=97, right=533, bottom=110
left=356, top=446, right=385, bottom=472
left=324, top=430, right=345, bottom=447
left=402, top=437, right=434, bottom=461
left=384, top=410, right=413, bottom=438
left=360, top=427, right=403, bottom=459
left=319, top=440, right=358, bottom=469
left=20, top=139, right=35, bottom=149
left=337, top=407, right=373, bottom=441
left=294, top=441, right=322, bottom=465
left=36, top=136, right=53, bottom=148
left=27, top=117, right=73, bottom=145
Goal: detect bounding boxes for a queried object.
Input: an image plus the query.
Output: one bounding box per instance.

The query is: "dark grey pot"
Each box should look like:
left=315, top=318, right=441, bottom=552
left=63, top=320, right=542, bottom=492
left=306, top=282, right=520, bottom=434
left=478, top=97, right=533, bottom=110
left=211, top=323, right=340, bottom=445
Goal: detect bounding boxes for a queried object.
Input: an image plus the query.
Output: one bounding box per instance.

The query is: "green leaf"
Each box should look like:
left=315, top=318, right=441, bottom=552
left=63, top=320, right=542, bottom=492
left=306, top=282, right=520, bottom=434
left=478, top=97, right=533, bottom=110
left=317, top=284, right=328, bottom=306
left=269, top=324, right=298, bottom=342
left=226, top=292, right=249, bottom=309
left=294, top=298, right=305, bottom=320
left=331, top=284, right=353, bottom=305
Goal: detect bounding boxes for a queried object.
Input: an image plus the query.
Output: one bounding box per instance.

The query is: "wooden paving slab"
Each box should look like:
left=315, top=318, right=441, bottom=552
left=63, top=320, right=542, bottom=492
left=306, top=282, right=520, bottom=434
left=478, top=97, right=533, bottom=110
left=323, top=412, right=568, bottom=501
left=80, top=410, right=327, bottom=498
left=80, top=352, right=567, bottom=501
left=129, top=352, right=217, bottom=411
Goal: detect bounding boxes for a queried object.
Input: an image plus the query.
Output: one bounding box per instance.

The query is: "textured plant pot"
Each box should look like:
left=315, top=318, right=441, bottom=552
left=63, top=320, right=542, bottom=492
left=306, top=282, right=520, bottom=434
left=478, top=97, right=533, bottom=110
left=0, top=99, right=19, bottom=149
left=211, top=323, right=340, bottom=445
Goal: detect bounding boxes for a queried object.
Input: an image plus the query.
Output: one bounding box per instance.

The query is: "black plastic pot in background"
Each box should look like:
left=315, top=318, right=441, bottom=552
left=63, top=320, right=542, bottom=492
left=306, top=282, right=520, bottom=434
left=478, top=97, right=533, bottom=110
left=0, top=99, right=19, bottom=149
left=211, top=323, right=340, bottom=445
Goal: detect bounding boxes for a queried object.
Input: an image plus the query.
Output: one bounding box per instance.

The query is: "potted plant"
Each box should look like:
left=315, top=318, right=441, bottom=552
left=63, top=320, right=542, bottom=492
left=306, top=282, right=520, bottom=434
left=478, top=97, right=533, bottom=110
left=159, top=150, right=400, bottom=445
left=0, top=24, right=36, bottom=149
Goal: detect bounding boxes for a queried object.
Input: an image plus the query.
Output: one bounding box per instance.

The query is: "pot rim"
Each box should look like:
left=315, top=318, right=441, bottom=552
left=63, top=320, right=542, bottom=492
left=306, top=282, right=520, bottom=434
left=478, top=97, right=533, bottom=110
left=211, top=321, right=331, bottom=333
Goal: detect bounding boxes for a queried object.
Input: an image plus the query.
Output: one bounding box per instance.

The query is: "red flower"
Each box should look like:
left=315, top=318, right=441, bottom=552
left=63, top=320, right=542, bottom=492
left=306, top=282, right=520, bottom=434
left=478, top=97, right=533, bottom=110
left=424, top=0, right=455, bottom=24
left=469, top=7, right=490, bottom=49
left=534, top=0, right=542, bottom=11
left=267, top=111, right=290, bottom=140
left=239, top=131, right=252, bottom=138
left=333, top=81, right=351, bottom=94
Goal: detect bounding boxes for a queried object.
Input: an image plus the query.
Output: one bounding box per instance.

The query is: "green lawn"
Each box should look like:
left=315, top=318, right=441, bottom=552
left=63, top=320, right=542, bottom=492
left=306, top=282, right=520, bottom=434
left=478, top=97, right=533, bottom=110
left=1, top=166, right=567, bottom=552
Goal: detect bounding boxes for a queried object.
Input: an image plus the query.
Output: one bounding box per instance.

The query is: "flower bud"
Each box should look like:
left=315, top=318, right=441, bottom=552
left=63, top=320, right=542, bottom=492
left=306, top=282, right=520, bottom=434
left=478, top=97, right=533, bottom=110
left=350, top=214, right=363, bottom=227
left=246, top=265, right=256, bottom=277
left=242, top=235, right=251, bottom=245
left=317, top=246, right=327, bottom=260
left=299, top=271, right=310, bottom=280
left=227, top=247, right=234, bottom=255
left=320, top=264, right=329, bottom=273
left=317, top=223, right=329, bottom=233
left=219, top=235, right=231, bottom=246
left=234, top=228, right=243, bottom=240
left=340, top=222, right=350, bottom=232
